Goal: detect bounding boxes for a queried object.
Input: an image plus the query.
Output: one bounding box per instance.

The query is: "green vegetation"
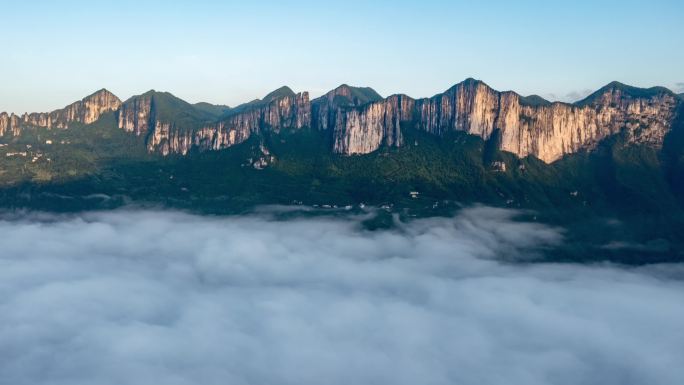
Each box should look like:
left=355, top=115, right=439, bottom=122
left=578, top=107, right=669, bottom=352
left=192, top=102, right=231, bottom=118
left=1, top=112, right=683, bottom=264
left=336, top=84, right=383, bottom=106
left=316, top=85, right=384, bottom=115
left=576, top=81, right=675, bottom=106
left=143, top=91, right=219, bottom=131
left=221, top=86, right=297, bottom=117
left=519, top=94, right=552, bottom=107
left=261, top=86, right=296, bottom=102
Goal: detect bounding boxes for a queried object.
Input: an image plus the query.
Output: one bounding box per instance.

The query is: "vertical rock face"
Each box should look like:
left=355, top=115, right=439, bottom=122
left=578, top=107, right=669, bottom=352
left=191, top=91, right=310, bottom=152
left=117, top=91, right=197, bottom=154
left=147, top=121, right=176, bottom=156
left=139, top=90, right=311, bottom=155
left=0, top=89, right=121, bottom=136
left=117, top=93, right=153, bottom=136
left=0, top=113, right=12, bottom=136
left=0, top=113, right=22, bottom=137
left=495, top=87, right=677, bottom=162
left=55, top=89, right=122, bottom=127
left=311, top=84, right=383, bottom=131
left=1, top=80, right=678, bottom=163
left=332, top=94, right=411, bottom=154
left=415, top=79, right=501, bottom=138
left=329, top=79, right=679, bottom=162
left=329, top=79, right=506, bottom=156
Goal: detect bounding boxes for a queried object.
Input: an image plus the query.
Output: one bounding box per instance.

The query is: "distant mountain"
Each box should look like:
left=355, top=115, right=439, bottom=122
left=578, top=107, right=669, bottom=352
left=225, top=86, right=297, bottom=116
left=116, top=90, right=222, bottom=140
left=575, top=81, right=674, bottom=106
left=192, top=102, right=231, bottom=118
left=2, top=79, right=678, bottom=163
left=1, top=79, right=683, bottom=263
left=310, top=84, right=384, bottom=133
left=518, top=94, right=551, bottom=107
left=262, top=86, right=296, bottom=102
left=0, top=89, right=120, bottom=135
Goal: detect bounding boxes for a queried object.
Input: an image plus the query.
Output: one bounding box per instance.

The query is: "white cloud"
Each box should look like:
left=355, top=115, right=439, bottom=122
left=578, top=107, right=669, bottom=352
left=675, top=82, right=684, bottom=93
left=0, top=207, right=683, bottom=385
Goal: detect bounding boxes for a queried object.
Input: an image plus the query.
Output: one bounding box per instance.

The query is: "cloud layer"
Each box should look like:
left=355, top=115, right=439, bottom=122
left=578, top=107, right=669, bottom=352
left=675, top=82, right=684, bottom=93
left=1, top=207, right=683, bottom=385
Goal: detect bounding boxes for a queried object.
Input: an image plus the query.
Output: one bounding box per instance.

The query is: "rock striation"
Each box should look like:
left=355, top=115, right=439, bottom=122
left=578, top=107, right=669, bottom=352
left=330, top=79, right=678, bottom=162
left=2, top=80, right=679, bottom=163
left=0, top=89, right=121, bottom=136
left=117, top=92, right=154, bottom=136
left=185, top=91, right=310, bottom=155
left=117, top=89, right=310, bottom=155
left=311, top=84, right=383, bottom=131
left=331, top=94, right=411, bottom=154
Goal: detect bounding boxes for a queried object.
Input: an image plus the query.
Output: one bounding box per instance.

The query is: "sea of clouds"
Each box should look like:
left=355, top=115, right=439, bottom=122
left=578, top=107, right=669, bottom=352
left=1, top=207, right=683, bottom=385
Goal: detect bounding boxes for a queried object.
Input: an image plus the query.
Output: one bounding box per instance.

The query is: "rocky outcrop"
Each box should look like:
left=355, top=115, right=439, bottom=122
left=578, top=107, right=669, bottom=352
left=2, top=80, right=679, bottom=163
left=495, top=86, right=677, bottom=162
left=330, top=79, right=679, bottom=162
left=55, top=89, right=121, bottom=126
left=117, top=92, right=153, bottom=136
left=332, top=94, right=410, bottom=154
left=193, top=91, right=310, bottom=152
left=311, top=84, right=383, bottom=131
left=140, top=91, right=310, bottom=155
left=0, top=89, right=121, bottom=136
left=0, top=113, right=21, bottom=136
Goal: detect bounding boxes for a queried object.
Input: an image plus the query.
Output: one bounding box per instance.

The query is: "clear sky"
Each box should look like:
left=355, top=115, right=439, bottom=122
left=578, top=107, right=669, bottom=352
left=1, top=0, right=682, bottom=113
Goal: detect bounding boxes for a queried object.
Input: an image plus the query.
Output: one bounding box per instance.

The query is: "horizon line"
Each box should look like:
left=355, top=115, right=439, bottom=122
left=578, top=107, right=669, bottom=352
left=1, top=78, right=680, bottom=116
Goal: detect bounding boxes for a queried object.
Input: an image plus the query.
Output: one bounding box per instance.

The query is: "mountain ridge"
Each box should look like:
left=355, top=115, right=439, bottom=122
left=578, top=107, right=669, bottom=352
left=1, top=79, right=680, bottom=163
left=1, top=80, right=677, bottom=118
left=1, top=80, right=683, bottom=262
left=0, top=89, right=121, bottom=135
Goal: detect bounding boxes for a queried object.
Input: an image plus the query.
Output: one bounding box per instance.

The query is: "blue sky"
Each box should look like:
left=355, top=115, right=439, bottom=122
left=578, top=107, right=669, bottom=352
left=1, top=0, right=682, bottom=113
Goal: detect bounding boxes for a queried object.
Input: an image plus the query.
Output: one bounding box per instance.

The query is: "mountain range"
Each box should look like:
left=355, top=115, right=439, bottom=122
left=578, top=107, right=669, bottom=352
left=2, top=79, right=679, bottom=163
left=1, top=79, right=683, bottom=263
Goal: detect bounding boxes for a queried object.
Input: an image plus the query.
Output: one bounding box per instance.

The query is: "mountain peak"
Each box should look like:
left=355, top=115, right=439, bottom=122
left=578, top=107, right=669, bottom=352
left=193, top=102, right=231, bottom=118
left=263, top=86, right=296, bottom=102
left=576, top=81, right=674, bottom=106
left=519, top=94, right=551, bottom=107
left=139, top=89, right=158, bottom=97
left=605, top=80, right=628, bottom=88
left=80, top=88, right=120, bottom=104
left=131, top=89, right=192, bottom=107
left=441, top=78, right=488, bottom=93
left=460, top=77, right=487, bottom=88
left=90, top=88, right=115, bottom=96
left=316, top=84, right=382, bottom=107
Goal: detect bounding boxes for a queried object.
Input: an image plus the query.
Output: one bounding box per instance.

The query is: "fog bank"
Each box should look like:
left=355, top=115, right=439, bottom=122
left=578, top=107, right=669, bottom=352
left=0, top=207, right=682, bottom=385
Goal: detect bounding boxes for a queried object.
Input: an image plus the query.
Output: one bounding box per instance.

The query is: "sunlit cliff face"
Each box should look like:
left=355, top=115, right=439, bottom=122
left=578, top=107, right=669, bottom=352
left=2, top=80, right=678, bottom=163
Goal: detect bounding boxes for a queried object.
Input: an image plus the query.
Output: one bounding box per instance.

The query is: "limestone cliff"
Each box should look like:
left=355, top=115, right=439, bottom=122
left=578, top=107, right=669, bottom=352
left=120, top=89, right=311, bottom=155
left=2, top=80, right=679, bottom=163
left=182, top=91, right=310, bottom=154
left=311, top=84, right=383, bottom=131
left=331, top=79, right=679, bottom=162
left=0, top=113, right=22, bottom=136
left=0, top=89, right=121, bottom=136
left=332, top=94, right=411, bottom=154
left=117, top=92, right=154, bottom=136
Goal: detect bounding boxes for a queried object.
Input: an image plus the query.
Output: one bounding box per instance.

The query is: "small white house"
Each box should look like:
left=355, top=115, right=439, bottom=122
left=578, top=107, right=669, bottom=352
left=491, top=161, right=507, bottom=172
